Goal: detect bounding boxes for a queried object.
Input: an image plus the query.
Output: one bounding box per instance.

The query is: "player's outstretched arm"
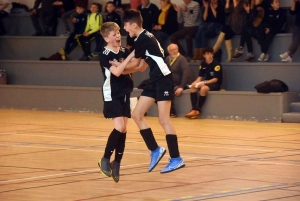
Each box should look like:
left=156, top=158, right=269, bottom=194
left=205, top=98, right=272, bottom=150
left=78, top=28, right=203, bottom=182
left=109, top=51, right=135, bottom=77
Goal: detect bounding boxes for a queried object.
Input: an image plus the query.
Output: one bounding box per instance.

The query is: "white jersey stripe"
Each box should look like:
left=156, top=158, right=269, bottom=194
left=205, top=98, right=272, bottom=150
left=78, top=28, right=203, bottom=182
left=145, top=50, right=171, bottom=76
left=103, top=68, right=112, bottom=101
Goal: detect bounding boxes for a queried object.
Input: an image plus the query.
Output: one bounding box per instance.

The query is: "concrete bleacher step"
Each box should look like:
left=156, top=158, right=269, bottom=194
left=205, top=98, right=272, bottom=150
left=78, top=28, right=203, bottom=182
left=282, top=112, right=300, bottom=123
left=1, top=34, right=300, bottom=62
left=290, top=102, right=300, bottom=113
left=0, top=85, right=298, bottom=122
left=2, top=60, right=300, bottom=92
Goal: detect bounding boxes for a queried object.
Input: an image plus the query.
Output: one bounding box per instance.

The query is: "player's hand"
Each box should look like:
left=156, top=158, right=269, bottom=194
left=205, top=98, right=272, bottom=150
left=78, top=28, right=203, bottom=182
left=72, top=18, right=77, bottom=23
left=265, top=28, right=270, bottom=34
left=175, top=87, right=184, bottom=96
left=109, top=60, right=121, bottom=66
left=30, top=9, right=36, bottom=16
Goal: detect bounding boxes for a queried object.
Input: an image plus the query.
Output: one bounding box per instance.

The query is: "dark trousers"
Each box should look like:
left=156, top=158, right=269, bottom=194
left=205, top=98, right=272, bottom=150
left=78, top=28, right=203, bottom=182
left=257, top=24, right=276, bottom=54
left=239, top=28, right=253, bottom=53
left=94, top=32, right=106, bottom=53
left=0, top=11, right=8, bottom=35
left=78, top=32, right=97, bottom=56
left=31, top=8, right=58, bottom=36
left=195, top=23, right=222, bottom=48
left=65, top=32, right=78, bottom=55
left=170, top=26, right=198, bottom=57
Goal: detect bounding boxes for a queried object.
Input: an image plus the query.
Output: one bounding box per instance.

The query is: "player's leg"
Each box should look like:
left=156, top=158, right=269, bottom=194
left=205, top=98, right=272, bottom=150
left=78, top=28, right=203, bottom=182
left=157, top=100, right=185, bottom=173
left=185, top=85, right=200, bottom=118
left=197, top=83, right=221, bottom=112
left=132, top=95, right=166, bottom=172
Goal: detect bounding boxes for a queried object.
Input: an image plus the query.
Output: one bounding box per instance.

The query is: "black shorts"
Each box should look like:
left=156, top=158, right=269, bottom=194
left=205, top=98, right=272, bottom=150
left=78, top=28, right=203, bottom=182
left=206, top=83, right=221, bottom=91
left=141, top=76, right=174, bottom=101
left=103, top=93, right=131, bottom=118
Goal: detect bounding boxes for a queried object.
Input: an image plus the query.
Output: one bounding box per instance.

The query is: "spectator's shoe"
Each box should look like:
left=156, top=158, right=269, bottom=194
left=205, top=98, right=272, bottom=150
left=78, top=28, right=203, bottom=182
left=279, top=52, right=289, bottom=60
left=110, top=161, right=120, bottom=183
left=258, top=53, right=265, bottom=61
left=91, top=52, right=100, bottom=58
left=184, top=110, right=200, bottom=119
left=32, top=32, right=43, bottom=36
left=232, top=47, right=243, bottom=59
left=59, top=48, right=66, bottom=60
left=263, top=54, right=270, bottom=62
left=60, top=31, right=70, bottom=37
left=244, top=54, right=254, bottom=62
left=98, top=157, right=111, bottom=177
left=170, top=113, right=177, bottom=118
left=160, top=157, right=185, bottom=173
left=281, top=56, right=292, bottom=62
left=148, top=146, right=166, bottom=172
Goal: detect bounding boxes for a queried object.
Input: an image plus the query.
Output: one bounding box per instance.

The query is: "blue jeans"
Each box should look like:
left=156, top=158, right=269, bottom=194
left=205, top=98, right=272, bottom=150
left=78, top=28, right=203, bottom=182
left=195, top=23, right=223, bottom=48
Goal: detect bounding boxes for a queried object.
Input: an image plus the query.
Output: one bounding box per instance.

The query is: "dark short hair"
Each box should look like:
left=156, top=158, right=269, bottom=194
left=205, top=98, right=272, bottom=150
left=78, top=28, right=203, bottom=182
left=106, top=1, right=116, bottom=6
left=91, top=2, right=102, bottom=11
left=122, top=9, right=143, bottom=27
left=75, top=3, right=86, bottom=9
left=203, top=47, right=214, bottom=54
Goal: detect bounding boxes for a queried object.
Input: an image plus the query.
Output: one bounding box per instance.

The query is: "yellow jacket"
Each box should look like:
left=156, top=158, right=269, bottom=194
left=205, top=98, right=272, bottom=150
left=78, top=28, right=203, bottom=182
left=85, top=13, right=103, bottom=34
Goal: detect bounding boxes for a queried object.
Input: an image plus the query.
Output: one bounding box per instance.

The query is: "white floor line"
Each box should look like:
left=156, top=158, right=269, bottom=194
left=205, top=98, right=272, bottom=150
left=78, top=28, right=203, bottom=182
left=2, top=133, right=300, bottom=154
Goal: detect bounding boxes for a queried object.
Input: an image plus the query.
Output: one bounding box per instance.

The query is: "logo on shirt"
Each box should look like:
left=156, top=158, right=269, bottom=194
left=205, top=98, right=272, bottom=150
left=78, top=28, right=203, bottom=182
left=164, top=91, right=169, bottom=96
left=214, top=65, right=221, bottom=71
left=145, top=31, right=153, bottom=38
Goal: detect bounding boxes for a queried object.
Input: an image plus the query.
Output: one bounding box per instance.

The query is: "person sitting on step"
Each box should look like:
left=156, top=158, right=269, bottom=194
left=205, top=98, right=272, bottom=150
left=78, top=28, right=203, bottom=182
left=184, top=47, right=222, bottom=119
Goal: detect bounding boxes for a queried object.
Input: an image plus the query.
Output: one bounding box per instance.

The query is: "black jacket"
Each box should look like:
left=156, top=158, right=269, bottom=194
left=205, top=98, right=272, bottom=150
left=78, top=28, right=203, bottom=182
left=138, top=3, right=159, bottom=32
left=290, top=1, right=300, bottom=27
left=155, top=5, right=178, bottom=36
left=265, top=8, right=286, bottom=34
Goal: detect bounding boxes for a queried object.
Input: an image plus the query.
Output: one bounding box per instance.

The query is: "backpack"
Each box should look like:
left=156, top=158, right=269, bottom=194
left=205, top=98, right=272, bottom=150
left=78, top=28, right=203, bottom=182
left=254, top=79, right=289, bottom=93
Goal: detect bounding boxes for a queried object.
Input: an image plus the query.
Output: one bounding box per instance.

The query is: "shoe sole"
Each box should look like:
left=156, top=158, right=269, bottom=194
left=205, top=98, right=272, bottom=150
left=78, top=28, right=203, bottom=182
left=148, top=149, right=166, bottom=172
left=160, top=164, right=186, bottom=174
left=98, top=160, right=111, bottom=177
left=184, top=115, right=199, bottom=119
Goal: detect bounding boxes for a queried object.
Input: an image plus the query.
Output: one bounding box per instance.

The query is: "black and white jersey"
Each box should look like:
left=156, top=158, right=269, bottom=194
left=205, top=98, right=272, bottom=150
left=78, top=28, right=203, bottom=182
left=99, top=47, right=133, bottom=101
left=134, top=29, right=171, bottom=82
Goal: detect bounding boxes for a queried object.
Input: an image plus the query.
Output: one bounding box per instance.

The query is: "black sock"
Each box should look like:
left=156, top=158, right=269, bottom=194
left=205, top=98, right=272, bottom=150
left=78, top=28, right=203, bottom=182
left=190, top=92, right=198, bottom=110
left=197, top=95, right=207, bottom=111
left=140, top=128, right=158, bottom=151
left=166, top=134, right=180, bottom=158
left=103, top=129, right=122, bottom=159
left=114, top=133, right=126, bottom=163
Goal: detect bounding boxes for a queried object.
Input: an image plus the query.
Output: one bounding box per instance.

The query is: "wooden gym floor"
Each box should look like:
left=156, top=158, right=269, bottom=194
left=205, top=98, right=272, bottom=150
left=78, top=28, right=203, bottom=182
left=0, top=109, right=300, bottom=201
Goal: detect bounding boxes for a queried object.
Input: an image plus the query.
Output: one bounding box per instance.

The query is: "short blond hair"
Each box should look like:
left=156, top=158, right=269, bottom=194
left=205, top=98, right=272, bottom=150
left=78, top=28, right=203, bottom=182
left=100, top=22, right=120, bottom=38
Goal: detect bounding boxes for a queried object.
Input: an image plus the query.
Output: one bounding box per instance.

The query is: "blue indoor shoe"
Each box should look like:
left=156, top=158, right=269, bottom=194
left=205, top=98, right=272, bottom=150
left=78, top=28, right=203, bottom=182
left=148, top=146, right=166, bottom=172
left=160, top=157, right=185, bottom=173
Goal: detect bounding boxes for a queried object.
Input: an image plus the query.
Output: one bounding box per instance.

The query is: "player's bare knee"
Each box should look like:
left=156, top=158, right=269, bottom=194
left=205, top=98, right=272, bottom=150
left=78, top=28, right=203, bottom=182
left=131, top=111, right=142, bottom=123
left=158, top=117, right=170, bottom=127
left=115, top=125, right=126, bottom=133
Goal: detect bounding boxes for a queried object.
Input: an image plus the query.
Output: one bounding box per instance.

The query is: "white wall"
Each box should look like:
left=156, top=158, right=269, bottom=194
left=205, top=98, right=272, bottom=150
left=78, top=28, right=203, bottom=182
left=14, top=0, right=183, bottom=9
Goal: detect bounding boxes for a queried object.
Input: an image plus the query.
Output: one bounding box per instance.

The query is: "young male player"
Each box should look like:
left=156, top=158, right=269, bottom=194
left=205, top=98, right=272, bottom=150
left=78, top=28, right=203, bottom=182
left=110, top=10, right=185, bottom=173
left=98, top=22, right=146, bottom=182
left=185, top=47, right=223, bottom=119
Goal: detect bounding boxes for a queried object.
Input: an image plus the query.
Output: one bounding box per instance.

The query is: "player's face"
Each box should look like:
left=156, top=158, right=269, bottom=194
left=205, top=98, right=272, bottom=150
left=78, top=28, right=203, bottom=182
left=106, top=3, right=115, bottom=13
left=106, top=29, right=121, bottom=47
left=124, top=22, right=135, bottom=37
left=203, top=52, right=214, bottom=61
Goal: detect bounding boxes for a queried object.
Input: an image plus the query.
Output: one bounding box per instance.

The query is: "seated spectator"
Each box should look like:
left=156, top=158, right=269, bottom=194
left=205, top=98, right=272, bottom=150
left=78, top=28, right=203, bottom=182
left=152, top=0, right=178, bottom=51
left=184, top=47, right=222, bottom=119
left=30, top=0, right=59, bottom=36
left=232, top=0, right=266, bottom=61
left=60, top=3, right=87, bottom=60
left=280, top=0, right=300, bottom=62
left=138, top=0, right=159, bottom=32
left=78, top=3, right=103, bottom=61
left=257, top=0, right=286, bottom=62
left=0, top=0, right=12, bottom=35
left=93, top=1, right=122, bottom=56
left=165, top=43, right=194, bottom=117
left=191, top=0, right=225, bottom=62
left=213, top=0, right=248, bottom=62
left=171, top=0, right=200, bottom=61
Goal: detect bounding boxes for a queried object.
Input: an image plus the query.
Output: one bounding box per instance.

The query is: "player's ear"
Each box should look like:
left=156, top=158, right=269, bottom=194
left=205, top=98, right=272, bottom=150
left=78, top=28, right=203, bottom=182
left=104, top=36, right=109, bottom=43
